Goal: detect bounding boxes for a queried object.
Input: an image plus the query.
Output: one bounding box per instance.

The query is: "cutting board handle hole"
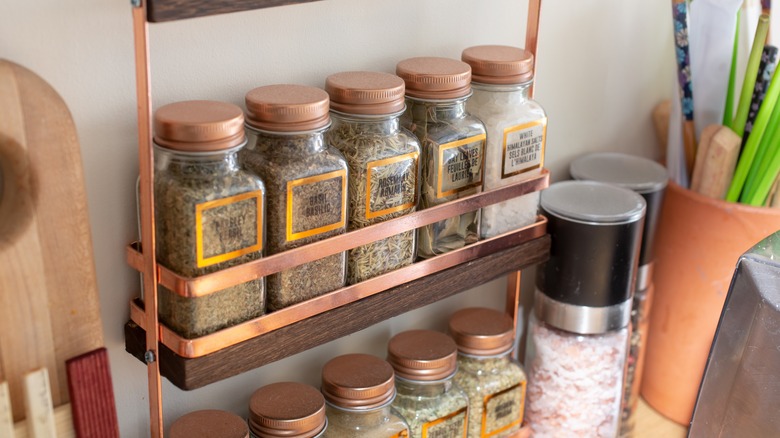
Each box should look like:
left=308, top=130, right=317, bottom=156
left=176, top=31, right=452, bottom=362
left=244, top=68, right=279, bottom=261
left=0, top=135, right=36, bottom=249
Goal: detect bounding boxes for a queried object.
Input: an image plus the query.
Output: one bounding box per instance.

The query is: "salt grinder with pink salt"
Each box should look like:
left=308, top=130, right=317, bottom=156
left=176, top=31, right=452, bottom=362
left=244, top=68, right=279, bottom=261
left=524, top=181, right=646, bottom=437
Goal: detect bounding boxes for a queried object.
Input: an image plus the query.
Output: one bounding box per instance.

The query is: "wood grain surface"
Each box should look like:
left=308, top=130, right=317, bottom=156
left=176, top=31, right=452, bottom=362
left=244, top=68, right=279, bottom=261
left=125, top=235, right=550, bottom=390
left=636, top=399, right=687, bottom=437
left=66, top=348, right=119, bottom=438
left=0, top=59, right=103, bottom=421
left=147, top=0, right=322, bottom=22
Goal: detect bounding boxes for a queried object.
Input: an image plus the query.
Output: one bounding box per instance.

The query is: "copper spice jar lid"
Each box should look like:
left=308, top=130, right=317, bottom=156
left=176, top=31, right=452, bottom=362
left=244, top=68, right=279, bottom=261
left=245, top=84, right=330, bottom=132
left=461, top=45, right=534, bottom=85
left=153, top=100, right=246, bottom=152
left=248, top=382, right=326, bottom=438
left=395, top=57, right=472, bottom=100
left=169, top=409, right=249, bottom=438
left=448, top=307, right=515, bottom=356
left=386, top=330, right=458, bottom=381
left=321, top=353, right=396, bottom=410
left=325, top=71, right=406, bottom=115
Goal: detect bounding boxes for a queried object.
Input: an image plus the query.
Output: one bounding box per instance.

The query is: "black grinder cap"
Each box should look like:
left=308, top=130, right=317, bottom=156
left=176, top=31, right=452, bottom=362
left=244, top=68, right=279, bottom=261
left=569, top=152, right=668, bottom=267
left=537, top=180, right=646, bottom=310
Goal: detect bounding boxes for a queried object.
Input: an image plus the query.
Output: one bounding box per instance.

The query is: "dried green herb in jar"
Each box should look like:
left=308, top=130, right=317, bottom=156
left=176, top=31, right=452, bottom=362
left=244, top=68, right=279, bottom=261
left=248, top=382, right=327, bottom=438
left=321, top=354, right=410, bottom=438
left=325, top=71, right=421, bottom=284
left=387, top=330, right=470, bottom=438
left=449, top=308, right=527, bottom=438
left=153, top=100, right=266, bottom=339
left=241, top=85, right=347, bottom=311
left=396, top=57, right=486, bottom=258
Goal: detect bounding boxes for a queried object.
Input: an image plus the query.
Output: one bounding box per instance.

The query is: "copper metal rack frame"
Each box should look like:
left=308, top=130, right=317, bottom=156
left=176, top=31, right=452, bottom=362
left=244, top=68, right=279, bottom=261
left=130, top=0, right=545, bottom=436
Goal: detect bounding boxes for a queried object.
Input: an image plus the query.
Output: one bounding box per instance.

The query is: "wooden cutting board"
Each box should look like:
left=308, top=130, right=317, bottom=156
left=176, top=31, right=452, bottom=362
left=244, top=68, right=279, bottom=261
left=0, top=59, right=104, bottom=422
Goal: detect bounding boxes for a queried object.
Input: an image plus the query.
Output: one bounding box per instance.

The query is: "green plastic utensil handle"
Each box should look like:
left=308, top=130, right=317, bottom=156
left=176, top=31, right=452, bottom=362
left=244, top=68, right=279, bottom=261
left=727, top=63, right=780, bottom=202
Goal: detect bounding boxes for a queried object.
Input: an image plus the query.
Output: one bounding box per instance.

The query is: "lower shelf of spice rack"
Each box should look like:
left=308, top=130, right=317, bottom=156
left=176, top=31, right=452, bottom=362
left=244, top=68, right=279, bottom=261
left=125, top=234, right=550, bottom=390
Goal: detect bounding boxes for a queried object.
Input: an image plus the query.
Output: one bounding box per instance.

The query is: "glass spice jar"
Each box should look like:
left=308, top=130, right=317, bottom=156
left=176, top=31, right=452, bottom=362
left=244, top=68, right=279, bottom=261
left=153, top=100, right=266, bottom=339
left=568, top=152, right=668, bottom=436
left=449, top=307, right=527, bottom=438
left=525, top=181, right=646, bottom=438
left=387, top=330, right=470, bottom=438
left=170, top=409, right=249, bottom=438
left=241, top=85, right=348, bottom=311
left=248, top=382, right=327, bottom=438
left=320, top=353, right=410, bottom=438
left=396, top=57, right=486, bottom=258
left=461, top=45, right=547, bottom=238
left=324, top=71, right=421, bottom=284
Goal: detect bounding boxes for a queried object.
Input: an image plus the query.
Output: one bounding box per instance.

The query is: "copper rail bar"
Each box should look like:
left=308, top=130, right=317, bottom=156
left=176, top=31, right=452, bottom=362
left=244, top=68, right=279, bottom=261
left=526, top=0, right=542, bottom=98
left=505, top=271, right=522, bottom=361
left=131, top=1, right=163, bottom=437
left=503, top=0, right=543, bottom=361
left=126, top=170, right=549, bottom=298
left=129, top=216, right=547, bottom=358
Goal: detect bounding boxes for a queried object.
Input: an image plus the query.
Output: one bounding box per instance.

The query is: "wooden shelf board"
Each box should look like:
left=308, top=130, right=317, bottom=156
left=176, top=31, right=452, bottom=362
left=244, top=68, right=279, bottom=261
left=146, top=0, right=323, bottom=22
left=125, top=235, right=550, bottom=390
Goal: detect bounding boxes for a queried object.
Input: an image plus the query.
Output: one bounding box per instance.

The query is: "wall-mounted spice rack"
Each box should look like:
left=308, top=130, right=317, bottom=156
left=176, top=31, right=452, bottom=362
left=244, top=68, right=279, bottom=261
left=127, top=0, right=545, bottom=436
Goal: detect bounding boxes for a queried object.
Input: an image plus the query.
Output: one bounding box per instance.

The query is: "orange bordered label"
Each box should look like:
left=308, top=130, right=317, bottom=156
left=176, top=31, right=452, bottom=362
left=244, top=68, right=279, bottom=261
left=437, top=134, right=485, bottom=199
left=422, top=407, right=468, bottom=438
left=365, top=152, right=418, bottom=220
left=195, top=190, right=263, bottom=268
left=286, top=169, right=347, bottom=241
left=481, top=381, right=525, bottom=437
left=501, top=118, right=546, bottom=179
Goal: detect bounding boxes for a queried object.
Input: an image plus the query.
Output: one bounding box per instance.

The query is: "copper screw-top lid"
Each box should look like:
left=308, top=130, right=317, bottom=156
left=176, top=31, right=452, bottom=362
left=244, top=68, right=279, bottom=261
left=153, top=100, right=246, bottom=152
left=386, top=330, right=458, bottom=381
left=448, top=307, right=515, bottom=356
left=395, top=57, right=472, bottom=100
left=169, top=409, right=249, bottom=438
left=325, top=71, right=406, bottom=115
left=248, top=382, right=326, bottom=438
left=244, top=84, right=330, bottom=132
left=321, top=354, right=396, bottom=410
left=461, top=45, right=534, bottom=85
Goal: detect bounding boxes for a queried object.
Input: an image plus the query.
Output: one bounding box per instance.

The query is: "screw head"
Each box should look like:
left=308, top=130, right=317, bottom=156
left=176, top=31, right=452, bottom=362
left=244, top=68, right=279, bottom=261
left=144, top=350, right=156, bottom=364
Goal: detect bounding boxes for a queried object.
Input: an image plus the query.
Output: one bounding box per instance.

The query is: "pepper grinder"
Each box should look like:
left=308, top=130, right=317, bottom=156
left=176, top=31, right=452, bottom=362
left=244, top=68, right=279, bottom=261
left=569, top=152, right=668, bottom=436
left=525, top=180, right=646, bottom=437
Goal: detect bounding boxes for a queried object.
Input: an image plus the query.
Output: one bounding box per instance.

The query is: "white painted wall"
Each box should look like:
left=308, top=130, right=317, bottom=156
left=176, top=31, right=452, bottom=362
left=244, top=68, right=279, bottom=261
left=0, top=0, right=673, bottom=435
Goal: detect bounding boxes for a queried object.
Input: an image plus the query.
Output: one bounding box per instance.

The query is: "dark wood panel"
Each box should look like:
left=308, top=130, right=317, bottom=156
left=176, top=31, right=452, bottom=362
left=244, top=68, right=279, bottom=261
left=147, top=0, right=323, bottom=22
left=125, top=236, right=550, bottom=390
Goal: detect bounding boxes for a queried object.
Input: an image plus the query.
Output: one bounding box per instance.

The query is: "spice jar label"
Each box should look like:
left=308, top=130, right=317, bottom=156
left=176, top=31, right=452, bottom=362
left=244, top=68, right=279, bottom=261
left=366, top=152, right=419, bottom=219
left=195, top=190, right=264, bottom=268
left=437, top=134, right=485, bottom=199
left=421, top=407, right=468, bottom=438
left=286, top=169, right=347, bottom=241
left=501, top=118, right=546, bottom=179
left=481, top=382, right=525, bottom=437
left=390, top=429, right=410, bottom=438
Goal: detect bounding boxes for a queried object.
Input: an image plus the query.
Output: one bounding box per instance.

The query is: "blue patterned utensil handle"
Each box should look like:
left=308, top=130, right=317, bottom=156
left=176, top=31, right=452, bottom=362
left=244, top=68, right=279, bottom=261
left=673, top=0, right=694, bottom=122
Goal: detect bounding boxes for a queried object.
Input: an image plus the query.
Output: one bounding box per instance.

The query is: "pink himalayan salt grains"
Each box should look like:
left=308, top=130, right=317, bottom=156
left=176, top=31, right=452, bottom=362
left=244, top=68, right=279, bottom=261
left=526, top=320, right=627, bottom=437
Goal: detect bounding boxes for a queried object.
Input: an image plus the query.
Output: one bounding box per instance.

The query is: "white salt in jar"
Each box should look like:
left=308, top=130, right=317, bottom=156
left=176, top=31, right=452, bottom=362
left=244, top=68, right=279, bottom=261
left=462, top=45, right=546, bottom=238
left=525, top=181, right=645, bottom=438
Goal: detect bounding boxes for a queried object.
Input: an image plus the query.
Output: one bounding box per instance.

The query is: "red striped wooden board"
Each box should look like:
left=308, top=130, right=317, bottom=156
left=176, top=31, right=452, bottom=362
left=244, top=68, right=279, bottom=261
left=66, top=348, right=119, bottom=438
